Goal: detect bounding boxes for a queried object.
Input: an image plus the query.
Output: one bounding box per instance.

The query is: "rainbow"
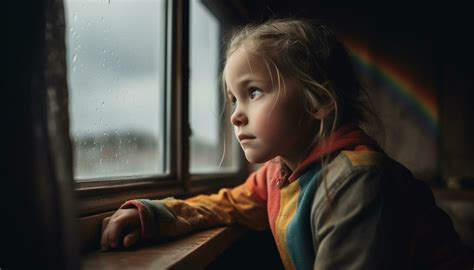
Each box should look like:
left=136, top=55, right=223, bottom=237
left=342, top=39, right=439, bottom=135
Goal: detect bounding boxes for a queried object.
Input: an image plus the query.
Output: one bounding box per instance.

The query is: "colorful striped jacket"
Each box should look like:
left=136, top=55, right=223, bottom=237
left=122, top=125, right=471, bottom=269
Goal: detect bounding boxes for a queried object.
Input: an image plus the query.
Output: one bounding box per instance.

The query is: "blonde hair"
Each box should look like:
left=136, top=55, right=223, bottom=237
left=222, top=18, right=372, bottom=198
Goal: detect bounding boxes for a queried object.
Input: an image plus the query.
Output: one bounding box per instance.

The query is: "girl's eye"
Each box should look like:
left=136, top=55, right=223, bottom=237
left=249, top=88, right=263, bottom=100
left=230, top=96, right=237, bottom=107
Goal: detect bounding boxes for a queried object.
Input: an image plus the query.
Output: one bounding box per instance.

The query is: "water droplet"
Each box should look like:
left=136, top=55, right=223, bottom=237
left=73, top=12, right=77, bottom=22
left=100, top=145, right=104, bottom=153
left=95, top=107, right=99, bottom=112
left=101, top=16, right=104, bottom=22
left=101, top=101, right=105, bottom=107
left=72, top=54, right=77, bottom=62
left=102, top=49, right=106, bottom=54
left=87, top=21, right=91, bottom=27
left=70, top=27, right=74, bottom=33
left=108, top=0, right=111, bottom=4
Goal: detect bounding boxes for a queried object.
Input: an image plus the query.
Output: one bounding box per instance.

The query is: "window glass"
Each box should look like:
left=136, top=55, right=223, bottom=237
left=65, top=0, right=166, bottom=180
left=189, top=0, right=238, bottom=173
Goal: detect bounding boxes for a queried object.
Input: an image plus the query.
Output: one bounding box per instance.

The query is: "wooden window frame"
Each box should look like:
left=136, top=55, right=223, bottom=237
left=75, top=0, right=249, bottom=217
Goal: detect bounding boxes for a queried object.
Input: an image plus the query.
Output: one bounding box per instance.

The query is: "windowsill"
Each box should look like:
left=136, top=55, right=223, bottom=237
left=82, top=225, right=247, bottom=270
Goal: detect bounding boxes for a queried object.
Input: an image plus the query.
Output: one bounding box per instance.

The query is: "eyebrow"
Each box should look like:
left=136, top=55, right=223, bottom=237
left=226, top=76, right=268, bottom=96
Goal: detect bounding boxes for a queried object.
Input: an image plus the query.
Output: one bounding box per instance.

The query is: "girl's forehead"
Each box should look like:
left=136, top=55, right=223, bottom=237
left=225, top=49, right=258, bottom=71
left=224, top=49, right=278, bottom=84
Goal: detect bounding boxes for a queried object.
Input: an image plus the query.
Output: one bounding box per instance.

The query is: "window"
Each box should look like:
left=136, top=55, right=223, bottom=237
left=65, top=0, right=167, bottom=180
left=64, top=0, right=246, bottom=215
left=189, top=0, right=238, bottom=173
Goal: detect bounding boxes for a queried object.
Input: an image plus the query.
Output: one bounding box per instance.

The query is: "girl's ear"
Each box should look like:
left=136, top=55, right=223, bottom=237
left=314, top=103, right=334, bottom=120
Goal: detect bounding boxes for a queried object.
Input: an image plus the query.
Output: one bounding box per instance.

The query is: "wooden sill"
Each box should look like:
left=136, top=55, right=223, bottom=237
left=82, top=225, right=247, bottom=270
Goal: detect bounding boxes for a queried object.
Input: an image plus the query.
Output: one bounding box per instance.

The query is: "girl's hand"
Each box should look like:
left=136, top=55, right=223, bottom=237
left=100, top=208, right=141, bottom=251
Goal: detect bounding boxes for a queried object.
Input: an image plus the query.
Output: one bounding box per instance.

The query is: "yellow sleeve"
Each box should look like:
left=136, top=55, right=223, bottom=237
left=121, top=164, right=272, bottom=240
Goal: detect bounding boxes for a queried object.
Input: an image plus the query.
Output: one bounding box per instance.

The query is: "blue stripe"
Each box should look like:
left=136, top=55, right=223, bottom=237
left=286, top=164, right=321, bottom=270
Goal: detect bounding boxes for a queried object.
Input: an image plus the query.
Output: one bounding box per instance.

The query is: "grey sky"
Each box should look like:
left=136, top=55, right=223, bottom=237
left=65, top=0, right=221, bottom=144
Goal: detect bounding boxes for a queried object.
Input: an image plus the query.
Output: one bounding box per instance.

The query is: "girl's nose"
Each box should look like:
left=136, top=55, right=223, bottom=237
left=230, top=108, right=248, bottom=126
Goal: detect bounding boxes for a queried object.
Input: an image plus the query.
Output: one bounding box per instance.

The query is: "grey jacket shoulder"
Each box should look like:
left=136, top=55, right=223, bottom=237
left=311, top=150, right=387, bottom=217
left=309, top=150, right=392, bottom=269
left=309, top=150, right=472, bottom=269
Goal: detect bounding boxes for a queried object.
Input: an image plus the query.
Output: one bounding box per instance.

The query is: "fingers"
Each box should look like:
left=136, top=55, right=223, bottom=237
left=100, top=213, right=127, bottom=251
left=100, top=208, right=141, bottom=251
left=100, top=217, right=111, bottom=251
left=105, top=214, right=128, bottom=249
left=101, top=216, right=110, bottom=234
left=123, top=228, right=141, bottom=248
left=107, top=223, right=121, bottom=249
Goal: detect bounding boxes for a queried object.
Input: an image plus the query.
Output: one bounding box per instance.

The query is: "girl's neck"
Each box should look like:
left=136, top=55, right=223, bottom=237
left=280, top=113, right=322, bottom=172
left=285, top=129, right=321, bottom=172
left=280, top=138, right=315, bottom=172
left=280, top=157, right=299, bottom=172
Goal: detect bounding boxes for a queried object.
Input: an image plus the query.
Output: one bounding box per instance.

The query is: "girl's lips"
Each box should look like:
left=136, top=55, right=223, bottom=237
left=240, top=138, right=255, bottom=144
left=238, top=134, right=256, bottom=142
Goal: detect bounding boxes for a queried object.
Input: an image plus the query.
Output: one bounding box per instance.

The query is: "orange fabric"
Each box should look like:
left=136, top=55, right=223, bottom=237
left=154, top=163, right=282, bottom=237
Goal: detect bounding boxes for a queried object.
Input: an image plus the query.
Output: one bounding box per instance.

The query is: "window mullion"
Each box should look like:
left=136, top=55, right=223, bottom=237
left=171, top=0, right=190, bottom=189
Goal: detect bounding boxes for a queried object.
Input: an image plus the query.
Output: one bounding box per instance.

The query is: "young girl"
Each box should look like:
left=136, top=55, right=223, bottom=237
left=100, top=19, right=472, bottom=269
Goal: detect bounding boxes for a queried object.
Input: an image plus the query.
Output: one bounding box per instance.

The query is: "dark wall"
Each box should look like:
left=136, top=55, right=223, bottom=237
left=225, top=2, right=474, bottom=184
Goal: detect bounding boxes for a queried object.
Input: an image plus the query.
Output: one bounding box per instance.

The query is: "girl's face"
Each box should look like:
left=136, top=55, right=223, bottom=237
left=224, top=49, right=315, bottom=170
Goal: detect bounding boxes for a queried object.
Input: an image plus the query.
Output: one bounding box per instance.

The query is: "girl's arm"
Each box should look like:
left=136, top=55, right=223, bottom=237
left=118, top=163, right=272, bottom=243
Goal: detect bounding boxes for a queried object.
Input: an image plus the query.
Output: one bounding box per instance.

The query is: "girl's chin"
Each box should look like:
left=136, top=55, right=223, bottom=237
left=243, top=151, right=275, bottom=164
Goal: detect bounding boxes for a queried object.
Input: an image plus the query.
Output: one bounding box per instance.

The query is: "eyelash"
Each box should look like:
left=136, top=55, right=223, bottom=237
left=229, top=87, right=263, bottom=107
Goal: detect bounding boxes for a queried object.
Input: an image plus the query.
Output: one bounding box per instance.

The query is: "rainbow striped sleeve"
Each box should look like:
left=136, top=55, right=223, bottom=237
left=121, top=164, right=272, bottom=240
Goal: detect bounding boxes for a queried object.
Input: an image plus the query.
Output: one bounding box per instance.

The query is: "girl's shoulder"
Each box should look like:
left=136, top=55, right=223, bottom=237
left=328, top=148, right=412, bottom=180
left=315, top=149, right=415, bottom=208
left=323, top=149, right=389, bottom=186
left=339, top=149, right=387, bottom=169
